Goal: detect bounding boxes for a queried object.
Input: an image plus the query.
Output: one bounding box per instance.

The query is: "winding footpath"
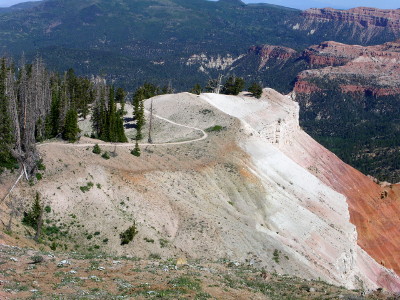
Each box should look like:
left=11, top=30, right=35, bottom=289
left=37, top=110, right=208, bottom=148
left=2, top=111, right=208, bottom=204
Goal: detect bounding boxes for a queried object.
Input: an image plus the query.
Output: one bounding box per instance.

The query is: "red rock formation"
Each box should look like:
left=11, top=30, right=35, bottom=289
left=303, top=7, right=400, bottom=30
left=294, top=80, right=321, bottom=94
left=302, top=41, right=358, bottom=67
left=295, top=40, right=400, bottom=95
left=248, top=45, right=297, bottom=69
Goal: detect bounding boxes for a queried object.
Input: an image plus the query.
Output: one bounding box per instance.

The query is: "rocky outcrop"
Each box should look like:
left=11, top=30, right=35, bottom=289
left=294, top=40, right=400, bottom=95
left=301, top=41, right=362, bottom=67
left=292, top=39, right=400, bottom=183
left=302, top=7, right=400, bottom=31
left=247, top=45, right=297, bottom=70
left=185, top=53, right=244, bottom=72
left=297, top=7, right=400, bottom=44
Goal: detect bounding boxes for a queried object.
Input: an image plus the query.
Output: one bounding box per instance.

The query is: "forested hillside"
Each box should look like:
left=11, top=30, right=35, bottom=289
left=0, top=57, right=127, bottom=176
left=1, top=0, right=398, bottom=90
left=1, top=0, right=399, bottom=182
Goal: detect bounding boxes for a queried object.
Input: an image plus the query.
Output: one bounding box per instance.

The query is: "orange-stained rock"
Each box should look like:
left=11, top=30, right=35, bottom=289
left=282, top=129, right=400, bottom=277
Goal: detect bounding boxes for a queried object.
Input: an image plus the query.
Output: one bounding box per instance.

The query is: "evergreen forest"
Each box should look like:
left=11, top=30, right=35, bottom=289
left=0, top=57, right=128, bottom=176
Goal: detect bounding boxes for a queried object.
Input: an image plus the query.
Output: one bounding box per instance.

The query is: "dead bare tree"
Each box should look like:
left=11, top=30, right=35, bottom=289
left=206, top=74, right=224, bottom=94
left=34, top=207, right=43, bottom=242
left=5, top=195, right=23, bottom=233
left=148, top=99, right=154, bottom=144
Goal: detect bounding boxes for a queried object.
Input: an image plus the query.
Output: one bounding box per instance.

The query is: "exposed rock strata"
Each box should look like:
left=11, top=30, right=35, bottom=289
left=303, top=7, right=400, bottom=30
left=247, top=45, right=297, bottom=70
left=298, top=7, right=400, bottom=44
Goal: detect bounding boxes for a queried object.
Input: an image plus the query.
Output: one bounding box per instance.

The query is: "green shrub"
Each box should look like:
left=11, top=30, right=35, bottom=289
left=149, top=253, right=161, bottom=260
left=120, top=222, right=138, bottom=245
left=131, top=141, right=141, bottom=157
left=248, top=82, right=263, bottom=99
left=31, top=255, right=44, bottom=264
left=92, top=144, right=101, bottom=154
left=35, top=173, right=43, bottom=180
left=205, top=125, right=225, bottom=132
left=36, top=159, right=46, bottom=171
left=273, top=249, right=280, bottom=263
left=43, top=225, right=60, bottom=236
left=190, top=83, right=202, bottom=95
left=50, top=242, right=57, bottom=251
left=159, top=238, right=168, bottom=248
left=44, top=205, right=51, bottom=213
left=101, top=152, right=110, bottom=160
left=80, top=182, right=94, bottom=193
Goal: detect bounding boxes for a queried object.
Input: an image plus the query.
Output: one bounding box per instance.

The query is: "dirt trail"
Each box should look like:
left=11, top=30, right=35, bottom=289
left=3, top=109, right=207, bottom=206
left=37, top=110, right=208, bottom=148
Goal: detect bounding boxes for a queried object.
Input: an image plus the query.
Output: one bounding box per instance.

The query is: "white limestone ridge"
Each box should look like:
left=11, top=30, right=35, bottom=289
left=200, top=89, right=400, bottom=292
left=185, top=53, right=244, bottom=71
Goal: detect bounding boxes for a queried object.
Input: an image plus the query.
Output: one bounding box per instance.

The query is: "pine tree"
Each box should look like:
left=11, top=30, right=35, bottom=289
left=97, top=86, right=127, bottom=143
left=66, top=68, right=77, bottom=109
left=22, top=192, right=42, bottom=229
left=63, top=109, right=79, bottom=142
left=115, top=87, right=126, bottom=115
left=190, top=83, right=202, bottom=95
left=106, top=86, right=116, bottom=142
left=92, top=86, right=107, bottom=138
left=222, top=76, right=245, bottom=95
left=131, top=141, right=141, bottom=157
left=133, top=88, right=145, bottom=140
left=22, top=192, right=43, bottom=241
left=248, top=82, right=263, bottom=99
left=0, top=58, right=16, bottom=171
left=49, top=80, right=61, bottom=137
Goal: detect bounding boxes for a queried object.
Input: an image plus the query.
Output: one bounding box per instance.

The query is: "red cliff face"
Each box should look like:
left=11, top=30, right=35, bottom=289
left=294, top=80, right=321, bottom=94
left=301, top=41, right=358, bottom=67
left=303, top=7, right=400, bottom=30
left=248, top=45, right=297, bottom=69
left=294, top=40, right=400, bottom=96
left=282, top=130, right=400, bottom=279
